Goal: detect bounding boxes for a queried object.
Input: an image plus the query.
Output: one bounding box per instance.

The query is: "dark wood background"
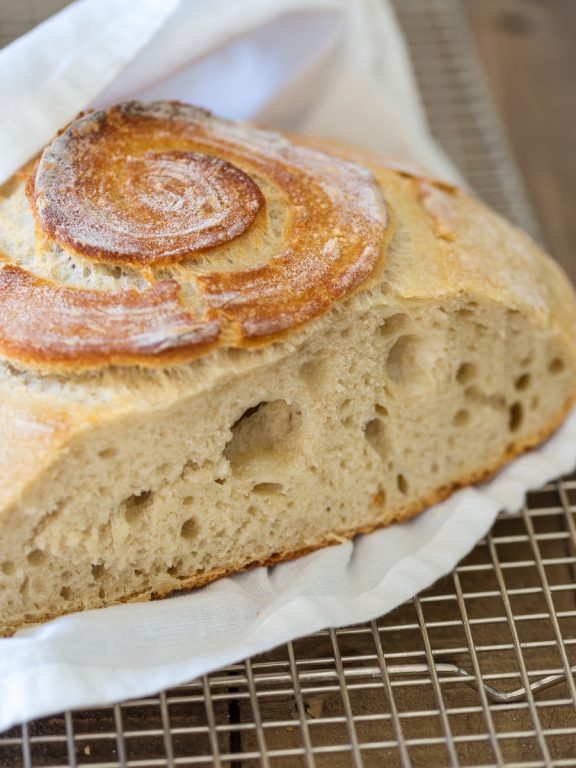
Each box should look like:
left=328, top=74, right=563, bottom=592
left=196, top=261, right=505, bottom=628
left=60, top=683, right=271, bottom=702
left=0, top=0, right=574, bottom=283
left=465, top=0, right=576, bottom=282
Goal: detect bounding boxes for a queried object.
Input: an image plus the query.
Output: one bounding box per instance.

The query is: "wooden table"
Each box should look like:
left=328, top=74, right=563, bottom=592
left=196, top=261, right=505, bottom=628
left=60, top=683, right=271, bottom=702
left=465, top=0, right=576, bottom=282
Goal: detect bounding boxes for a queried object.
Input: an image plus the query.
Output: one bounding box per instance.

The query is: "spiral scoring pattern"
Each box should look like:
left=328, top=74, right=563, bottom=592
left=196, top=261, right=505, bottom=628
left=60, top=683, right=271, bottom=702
left=1, top=101, right=387, bottom=369
left=32, top=138, right=264, bottom=264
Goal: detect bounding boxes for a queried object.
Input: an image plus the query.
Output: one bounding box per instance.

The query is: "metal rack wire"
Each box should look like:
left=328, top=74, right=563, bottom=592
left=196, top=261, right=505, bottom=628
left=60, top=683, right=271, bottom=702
left=1, top=0, right=575, bottom=765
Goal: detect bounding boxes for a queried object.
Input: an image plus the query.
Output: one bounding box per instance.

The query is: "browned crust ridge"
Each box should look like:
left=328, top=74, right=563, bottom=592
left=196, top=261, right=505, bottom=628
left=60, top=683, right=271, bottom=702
left=8, top=101, right=387, bottom=370
left=0, top=265, right=221, bottom=366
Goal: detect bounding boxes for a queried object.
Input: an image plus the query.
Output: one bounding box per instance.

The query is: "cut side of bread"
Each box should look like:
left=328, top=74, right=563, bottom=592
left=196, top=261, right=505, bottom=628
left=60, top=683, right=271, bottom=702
left=0, top=103, right=575, bottom=635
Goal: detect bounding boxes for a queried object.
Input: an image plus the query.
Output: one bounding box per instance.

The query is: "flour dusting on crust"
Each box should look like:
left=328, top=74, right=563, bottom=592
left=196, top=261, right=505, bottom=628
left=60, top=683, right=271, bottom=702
left=1, top=100, right=388, bottom=370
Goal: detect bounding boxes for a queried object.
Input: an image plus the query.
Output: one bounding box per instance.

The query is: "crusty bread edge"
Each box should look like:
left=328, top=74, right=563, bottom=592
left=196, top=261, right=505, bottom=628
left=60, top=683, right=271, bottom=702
left=5, top=395, right=574, bottom=638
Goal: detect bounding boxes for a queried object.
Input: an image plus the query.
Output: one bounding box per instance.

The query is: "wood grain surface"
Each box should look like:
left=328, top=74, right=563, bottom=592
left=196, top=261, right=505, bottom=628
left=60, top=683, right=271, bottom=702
left=465, top=0, right=576, bottom=281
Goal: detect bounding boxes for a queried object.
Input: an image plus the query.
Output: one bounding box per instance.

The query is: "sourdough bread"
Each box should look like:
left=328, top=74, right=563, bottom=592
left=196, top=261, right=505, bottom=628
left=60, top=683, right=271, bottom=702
left=0, top=101, right=575, bottom=635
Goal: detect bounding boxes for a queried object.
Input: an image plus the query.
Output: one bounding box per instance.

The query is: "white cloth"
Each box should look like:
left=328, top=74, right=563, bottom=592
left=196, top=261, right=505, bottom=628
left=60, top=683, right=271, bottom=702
left=0, top=0, right=573, bottom=732
left=0, top=0, right=458, bottom=184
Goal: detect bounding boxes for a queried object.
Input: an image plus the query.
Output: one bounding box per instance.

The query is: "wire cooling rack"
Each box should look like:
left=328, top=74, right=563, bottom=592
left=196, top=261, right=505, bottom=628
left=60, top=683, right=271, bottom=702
left=1, top=0, right=576, bottom=765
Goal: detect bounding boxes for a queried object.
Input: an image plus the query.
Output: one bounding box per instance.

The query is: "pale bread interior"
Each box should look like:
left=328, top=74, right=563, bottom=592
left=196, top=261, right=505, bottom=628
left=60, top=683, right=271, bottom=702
left=1, top=139, right=575, bottom=635
left=0, top=287, right=573, bottom=635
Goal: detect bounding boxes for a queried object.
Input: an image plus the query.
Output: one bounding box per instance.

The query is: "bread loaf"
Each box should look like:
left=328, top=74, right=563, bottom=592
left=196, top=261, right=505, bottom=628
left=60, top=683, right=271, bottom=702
left=0, top=100, right=574, bottom=635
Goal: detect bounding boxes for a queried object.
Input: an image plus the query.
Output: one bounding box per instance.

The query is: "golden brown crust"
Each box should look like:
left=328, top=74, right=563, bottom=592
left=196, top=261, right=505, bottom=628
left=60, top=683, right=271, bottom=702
left=3, top=397, right=572, bottom=637
left=29, top=129, right=265, bottom=265
left=0, top=264, right=220, bottom=366
left=7, top=101, right=387, bottom=370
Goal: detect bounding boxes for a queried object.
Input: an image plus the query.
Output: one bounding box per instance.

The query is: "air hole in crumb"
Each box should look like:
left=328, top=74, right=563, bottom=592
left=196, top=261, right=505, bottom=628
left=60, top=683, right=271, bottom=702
left=98, top=448, right=117, bottom=459
left=515, top=373, right=531, bottom=391
left=214, top=477, right=226, bottom=485
left=386, top=335, right=432, bottom=396
left=364, top=418, right=387, bottom=460
left=453, top=409, right=471, bottom=427
left=123, top=490, right=154, bottom=524
left=372, top=486, right=386, bottom=506
left=375, top=404, right=388, bottom=416
left=60, top=586, right=71, bottom=600
left=456, top=308, right=474, bottom=318
left=397, top=474, right=409, bottom=495
left=225, top=400, right=301, bottom=472
left=92, top=564, right=105, bottom=581
left=531, top=395, right=540, bottom=409
left=341, top=404, right=353, bottom=428
left=183, top=496, right=194, bottom=506
left=180, top=517, right=199, bottom=540
left=509, top=402, right=523, bottom=432
left=98, top=587, right=106, bottom=599
left=227, top=348, right=246, bottom=360
left=252, top=482, right=284, bottom=495
left=456, top=362, right=478, bottom=385
left=167, top=566, right=178, bottom=576
left=1, top=561, right=14, bottom=576
left=378, top=313, right=408, bottom=337
left=27, top=549, right=46, bottom=566
left=549, top=357, right=565, bottom=374
left=299, top=358, right=324, bottom=384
